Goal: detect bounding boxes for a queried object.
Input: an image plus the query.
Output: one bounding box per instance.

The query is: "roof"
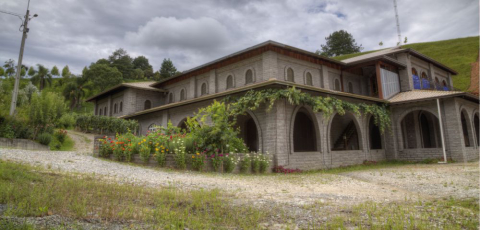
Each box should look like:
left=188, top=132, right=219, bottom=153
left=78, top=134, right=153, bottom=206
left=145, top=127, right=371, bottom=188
left=388, top=90, right=471, bottom=104
left=121, top=79, right=387, bottom=119
left=86, top=81, right=165, bottom=102
left=342, top=47, right=458, bottom=75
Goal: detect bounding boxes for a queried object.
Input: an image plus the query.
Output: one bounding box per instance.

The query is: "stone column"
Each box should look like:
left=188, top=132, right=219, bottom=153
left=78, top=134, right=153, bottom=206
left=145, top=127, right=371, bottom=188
left=397, top=53, right=413, bottom=91
left=321, top=66, right=330, bottom=89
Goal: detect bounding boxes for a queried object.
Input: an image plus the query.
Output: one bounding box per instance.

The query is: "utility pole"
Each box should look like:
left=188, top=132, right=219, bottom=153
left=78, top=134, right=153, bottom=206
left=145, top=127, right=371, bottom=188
left=393, top=0, right=402, bottom=46
left=5, top=0, right=37, bottom=116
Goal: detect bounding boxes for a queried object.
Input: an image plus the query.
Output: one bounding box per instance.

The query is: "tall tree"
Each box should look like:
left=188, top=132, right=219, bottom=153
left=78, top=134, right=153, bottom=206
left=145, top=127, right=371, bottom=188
left=317, top=30, right=363, bottom=57
left=63, top=75, right=92, bottom=110
left=84, top=63, right=122, bottom=92
left=61, top=65, right=71, bottom=78
left=159, top=58, right=178, bottom=80
left=3, top=59, right=16, bottom=77
left=108, top=48, right=133, bottom=80
left=133, top=56, right=152, bottom=71
left=27, top=66, right=36, bottom=78
left=51, top=66, right=59, bottom=77
left=0, top=67, right=4, bottom=77
left=31, top=64, right=53, bottom=90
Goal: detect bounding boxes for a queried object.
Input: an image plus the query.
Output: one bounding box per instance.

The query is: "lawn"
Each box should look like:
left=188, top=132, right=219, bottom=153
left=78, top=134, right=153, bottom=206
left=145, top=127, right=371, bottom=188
left=334, top=36, right=479, bottom=91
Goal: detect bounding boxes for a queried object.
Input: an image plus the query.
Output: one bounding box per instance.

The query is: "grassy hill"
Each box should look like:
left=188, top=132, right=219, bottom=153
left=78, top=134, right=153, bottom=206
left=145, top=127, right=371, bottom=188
left=334, top=36, right=479, bottom=91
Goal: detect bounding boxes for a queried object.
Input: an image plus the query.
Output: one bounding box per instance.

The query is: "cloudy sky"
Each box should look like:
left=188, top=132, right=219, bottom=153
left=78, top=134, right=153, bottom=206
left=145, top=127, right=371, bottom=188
left=0, top=0, right=478, bottom=74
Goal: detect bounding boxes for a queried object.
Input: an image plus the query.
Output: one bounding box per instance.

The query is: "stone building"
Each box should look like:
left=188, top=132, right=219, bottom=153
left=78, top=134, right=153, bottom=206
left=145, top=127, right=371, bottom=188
left=86, top=41, right=479, bottom=169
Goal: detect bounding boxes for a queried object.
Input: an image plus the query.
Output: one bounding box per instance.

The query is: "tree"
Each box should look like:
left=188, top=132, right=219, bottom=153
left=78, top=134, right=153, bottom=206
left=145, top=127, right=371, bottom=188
left=27, top=67, right=36, bottom=78
left=63, top=75, right=92, bottom=110
left=84, top=64, right=122, bottom=92
left=20, top=67, right=26, bottom=77
left=51, top=66, right=59, bottom=76
left=108, top=48, right=133, bottom=80
left=133, top=56, right=152, bottom=71
left=61, top=65, right=71, bottom=78
left=95, top=58, right=110, bottom=65
left=31, top=64, right=53, bottom=90
left=0, top=67, right=4, bottom=77
left=404, top=37, right=408, bottom=44
left=159, top=58, right=178, bottom=80
left=3, top=59, right=16, bottom=77
left=317, top=30, right=363, bottom=57
left=132, top=68, right=144, bottom=80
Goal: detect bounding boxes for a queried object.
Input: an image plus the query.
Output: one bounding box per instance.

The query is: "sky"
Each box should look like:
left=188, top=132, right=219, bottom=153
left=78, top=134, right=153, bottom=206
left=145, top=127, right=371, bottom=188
left=0, top=0, right=478, bottom=75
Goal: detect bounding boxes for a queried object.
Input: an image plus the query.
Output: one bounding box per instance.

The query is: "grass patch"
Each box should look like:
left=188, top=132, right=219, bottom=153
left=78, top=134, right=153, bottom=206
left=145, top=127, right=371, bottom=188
left=0, top=160, right=266, bottom=229
left=0, top=219, right=34, bottom=230
left=334, top=36, right=479, bottom=91
left=48, top=134, right=74, bottom=151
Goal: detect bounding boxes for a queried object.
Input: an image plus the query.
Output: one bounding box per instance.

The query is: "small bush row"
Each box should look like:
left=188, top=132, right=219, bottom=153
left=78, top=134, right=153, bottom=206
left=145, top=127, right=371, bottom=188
left=76, top=114, right=138, bottom=135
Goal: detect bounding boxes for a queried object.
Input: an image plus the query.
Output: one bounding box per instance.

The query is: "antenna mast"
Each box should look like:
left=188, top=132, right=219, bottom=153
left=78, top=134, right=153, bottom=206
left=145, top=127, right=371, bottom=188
left=393, top=0, right=402, bottom=46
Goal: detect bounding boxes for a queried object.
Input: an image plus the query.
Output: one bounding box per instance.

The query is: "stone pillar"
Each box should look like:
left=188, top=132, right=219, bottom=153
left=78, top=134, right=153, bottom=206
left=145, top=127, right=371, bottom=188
left=321, top=66, right=330, bottom=89
left=442, top=98, right=465, bottom=161
left=107, top=95, right=112, bottom=117
left=209, top=70, right=217, bottom=94
left=397, top=53, right=413, bottom=91
left=262, top=51, right=278, bottom=80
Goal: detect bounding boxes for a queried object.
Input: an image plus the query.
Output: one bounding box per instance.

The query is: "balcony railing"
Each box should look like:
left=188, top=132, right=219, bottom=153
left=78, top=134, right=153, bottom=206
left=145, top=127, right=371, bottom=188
left=412, top=75, right=460, bottom=92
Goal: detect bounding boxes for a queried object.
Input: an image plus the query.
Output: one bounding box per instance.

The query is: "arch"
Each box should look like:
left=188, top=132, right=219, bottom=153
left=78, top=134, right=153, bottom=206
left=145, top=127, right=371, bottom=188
left=411, top=68, right=418, bottom=76
left=412, top=68, right=421, bottom=89
left=201, top=82, right=208, bottom=96
left=460, top=109, right=472, bottom=147
left=368, top=116, right=383, bottom=149
left=286, top=67, right=294, bottom=82
left=144, top=100, right=152, bottom=110
left=148, top=123, right=157, bottom=133
left=245, top=69, right=254, bottom=84
left=226, top=75, right=234, bottom=89
left=435, top=77, right=441, bottom=90
left=292, top=108, right=318, bottom=152
left=418, top=111, right=438, bottom=148
left=104, top=107, right=107, bottom=116
left=334, top=79, right=341, bottom=91
left=235, top=111, right=262, bottom=152
left=474, top=113, right=479, bottom=147
left=99, top=108, right=102, bottom=116
left=180, top=89, right=186, bottom=101
left=114, top=103, right=118, bottom=113
left=398, top=109, right=441, bottom=149
left=168, top=92, right=174, bottom=103
left=178, top=118, right=190, bottom=133
left=305, top=72, right=313, bottom=86
left=442, top=80, right=448, bottom=91
left=119, top=102, right=123, bottom=112
left=421, top=72, right=430, bottom=89
left=329, top=112, right=362, bottom=151
left=348, top=82, right=354, bottom=93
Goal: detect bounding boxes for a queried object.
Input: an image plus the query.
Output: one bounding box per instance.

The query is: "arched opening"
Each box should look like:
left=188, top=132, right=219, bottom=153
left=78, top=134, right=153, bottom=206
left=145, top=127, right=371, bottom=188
left=461, top=110, right=471, bottom=147
left=226, top=75, right=234, bottom=89
left=400, top=110, right=441, bottom=149
left=114, top=103, right=118, bottom=113
left=245, top=69, right=253, bottom=84
left=412, top=68, right=420, bottom=89
left=178, top=118, right=190, bottom=133
left=168, top=93, right=173, bottom=103
left=235, top=113, right=260, bottom=152
left=286, top=68, right=294, bottom=82
left=330, top=113, right=360, bottom=151
left=348, top=82, right=354, bottom=93
left=104, top=107, right=107, bottom=116
left=99, top=108, right=102, bottom=116
left=201, top=83, right=207, bottom=96
left=474, top=114, right=479, bottom=146
left=421, top=72, right=430, bottom=89
left=435, top=77, right=440, bottom=90
left=180, top=89, right=186, bottom=101
left=148, top=123, right=157, bottom=133
left=119, top=102, right=123, bottom=112
left=305, top=72, right=313, bottom=86
left=293, top=110, right=317, bottom=152
left=442, top=80, right=448, bottom=91
left=334, top=79, right=341, bottom=91
left=144, top=100, right=152, bottom=110
left=368, top=116, right=382, bottom=149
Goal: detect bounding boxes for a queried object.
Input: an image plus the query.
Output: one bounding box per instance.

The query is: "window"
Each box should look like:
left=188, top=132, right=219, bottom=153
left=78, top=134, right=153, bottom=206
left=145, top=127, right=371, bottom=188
left=180, top=89, right=186, bottom=101
left=144, top=100, right=151, bottom=110
left=435, top=77, right=440, bottom=90
left=226, top=75, right=234, bottom=89
left=412, top=68, right=420, bottom=89
left=245, top=69, right=253, bottom=84
left=168, top=93, right=173, bottom=103
left=442, top=80, right=448, bottom=91
left=461, top=111, right=471, bottom=147
left=305, top=72, right=313, bottom=86
left=201, top=83, right=207, bottom=96
left=104, top=107, right=107, bottom=116
left=421, top=72, right=429, bottom=89
left=119, top=102, right=123, bottom=112
left=99, top=108, right=102, bottom=116
left=334, top=79, right=341, bottom=91
left=286, top=68, right=294, bottom=82
left=148, top=123, right=157, bottom=132
left=348, top=82, right=354, bottom=93
left=114, top=103, right=117, bottom=113
left=411, top=68, right=418, bottom=76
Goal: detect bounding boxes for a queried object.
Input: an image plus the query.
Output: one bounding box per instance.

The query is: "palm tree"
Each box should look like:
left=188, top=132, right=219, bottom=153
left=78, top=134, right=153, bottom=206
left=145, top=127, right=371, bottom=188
left=63, top=75, right=92, bottom=110
left=31, top=64, right=52, bottom=90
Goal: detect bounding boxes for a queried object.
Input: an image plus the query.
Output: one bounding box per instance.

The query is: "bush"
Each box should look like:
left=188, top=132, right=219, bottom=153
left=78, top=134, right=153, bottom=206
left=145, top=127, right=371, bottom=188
left=223, top=153, right=239, bottom=173
left=191, top=152, right=206, bottom=171
left=37, top=133, right=52, bottom=146
left=139, top=144, right=151, bottom=163
left=58, top=113, right=76, bottom=129
left=239, top=153, right=252, bottom=173
left=75, top=114, right=138, bottom=135
left=54, top=129, right=67, bottom=143
left=155, top=147, right=166, bottom=167
left=273, top=166, right=302, bottom=174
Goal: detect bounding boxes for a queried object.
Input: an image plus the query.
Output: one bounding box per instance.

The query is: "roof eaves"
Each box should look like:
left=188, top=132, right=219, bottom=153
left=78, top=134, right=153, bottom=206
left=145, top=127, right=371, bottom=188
left=404, top=48, right=458, bottom=75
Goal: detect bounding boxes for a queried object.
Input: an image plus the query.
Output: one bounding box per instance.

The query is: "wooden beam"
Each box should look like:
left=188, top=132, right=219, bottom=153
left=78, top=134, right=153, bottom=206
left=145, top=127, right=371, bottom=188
left=375, top=62, right=384, bottom=100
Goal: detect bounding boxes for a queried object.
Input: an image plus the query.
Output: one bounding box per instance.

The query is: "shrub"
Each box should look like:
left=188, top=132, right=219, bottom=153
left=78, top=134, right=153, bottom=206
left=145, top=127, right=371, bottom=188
left=173, top=139, right=187, bottom=169
left=223, top=153, right=240, bottom=173
left=191, top=152, right=206, bottom=171
left=37, top=133, right=52, bottom=146
left=154, top=147, right=166, bottom=167
left=58, top=113, right=76, bottom=129
left=99, top=138, right=113, bottom=157
left=75, top=114, right=138, bottom=135
left=258, top=152, right=271, bottom=173
left=55, top=129, right=67, bottom=143
left=139, top=144, right=151, bottom=163
left=251, top=154, right=261, bottom=173
left=239, top=153, right=252, bottom=173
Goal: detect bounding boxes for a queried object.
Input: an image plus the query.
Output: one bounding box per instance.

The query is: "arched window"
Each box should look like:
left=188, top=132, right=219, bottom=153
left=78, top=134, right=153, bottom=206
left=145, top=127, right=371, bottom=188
left=114, top=103, right=117, bottom=113
left=144, top=100, right=151, bottom=110
left=293, top=110, right=316, bottom=152
left=368, top=116, right=382, bottom=149
left=334, top=79, right=341, bottom=91
left=442, top=80, right=448, bottom=91
left=104, top=107, right=107, bottom=116
left=305, top=72, right=313, bottom=86
left=412, top=68, right=418, bottom=76
left=461, top=111, right=471, bottom=147
left=245, top=69, right=253, bottom=84
left=99, top=108, right=102, bottom=116
left=168, top=93, right=173, bottom=103
left=286, top=68, right=294, bottom=82
left=119, top=102, right=123, bottom=112
left=148, top=123, right=157, bottom=132
left=235, top=113, right=259, bottom=152
left=412, top=68, right=421, bottom=89
left=226, top=75, right=234, bottom=89
left=474, top=114, right=479, bottom=147
left=348, top=82, right=354, bottom=93
left=180, top=89, right=186, bottom=101
left=201, top=83, right=207, bottom=96
left=421, top=72, right=430, bottom=89
left=331, top=113, right=360, bottom=151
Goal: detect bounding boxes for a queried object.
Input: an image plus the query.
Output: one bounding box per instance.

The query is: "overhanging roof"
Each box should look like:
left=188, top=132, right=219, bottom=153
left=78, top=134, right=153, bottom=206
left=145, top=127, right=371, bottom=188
left=86, top=82, right=165, bottom=102
left=388, top=90, right=478, bottom=104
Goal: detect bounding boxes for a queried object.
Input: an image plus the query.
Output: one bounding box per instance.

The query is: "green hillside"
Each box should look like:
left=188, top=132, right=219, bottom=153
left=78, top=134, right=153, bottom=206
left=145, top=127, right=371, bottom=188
left=334, top=36, right=479, bottom=91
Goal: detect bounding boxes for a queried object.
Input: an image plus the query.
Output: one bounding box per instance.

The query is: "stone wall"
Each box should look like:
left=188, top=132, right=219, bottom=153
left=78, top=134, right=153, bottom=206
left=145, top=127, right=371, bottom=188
left=0, top=138, right=50, bottom=151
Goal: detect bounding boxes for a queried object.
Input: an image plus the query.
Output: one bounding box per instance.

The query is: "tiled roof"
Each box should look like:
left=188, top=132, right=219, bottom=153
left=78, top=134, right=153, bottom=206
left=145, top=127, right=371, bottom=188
left=342, top=47, right=403, bottom=64
left=86, top=81, right=164, bottom=102
left=388, top=90, right=465, bottom=103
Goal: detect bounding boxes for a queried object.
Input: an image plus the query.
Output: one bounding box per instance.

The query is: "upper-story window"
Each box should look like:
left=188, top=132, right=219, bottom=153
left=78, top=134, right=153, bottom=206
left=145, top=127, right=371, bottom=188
left=442, top=80, right=449, bottom=91
left=286, top=68, right=294, bottom=82
left=168, top=93, right=174, bottom=103
left=226, top=75, right=234, bottom=89
left=421, top=72, right=429, bottom=89
left=348, top=82, right=354, bottom=93
left=334, top=79, right=341, bottom=91
left=119, top=102, right=123, bottom=112
left=180, top=89, right=186, bottom=101
left=144, top=100, right=151, bottom=110
left=412, top=68, right=421, bottom=89
left=201, top=83, right=207, bottom=96
left=305, top=72, right=313, bottom=86
left=99, top=108, right=102, bottom=116
left=104, top=107, right=107, bottom=116
left=114, top=103, right=118, bottom=113
left=245, top=69, right=254, bottom=84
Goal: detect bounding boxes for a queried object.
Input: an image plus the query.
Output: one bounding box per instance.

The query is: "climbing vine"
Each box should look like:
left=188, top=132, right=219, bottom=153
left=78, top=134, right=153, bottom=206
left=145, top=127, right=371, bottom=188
left=224, top=87, right=391, bottom=133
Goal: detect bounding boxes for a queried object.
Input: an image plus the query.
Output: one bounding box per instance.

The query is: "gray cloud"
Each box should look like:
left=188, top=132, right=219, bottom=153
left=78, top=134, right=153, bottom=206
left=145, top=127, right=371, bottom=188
left=0, top=0, right=477, bottom=74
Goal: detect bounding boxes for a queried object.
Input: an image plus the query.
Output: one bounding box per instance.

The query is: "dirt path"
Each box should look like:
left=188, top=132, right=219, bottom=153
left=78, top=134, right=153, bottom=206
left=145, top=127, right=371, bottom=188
left=66, top=130, right=95, bottom=154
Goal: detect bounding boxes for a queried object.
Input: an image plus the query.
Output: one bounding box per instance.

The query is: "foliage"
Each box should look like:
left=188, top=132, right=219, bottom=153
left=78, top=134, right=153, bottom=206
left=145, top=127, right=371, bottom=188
left=191, top=151, right=206, bottom=171
left=84, top=63, right=122, bottom=92
left=139, top=139, right=151, bottom=163
left=37, top=132, right=52, bottom=146
left=317, top=30, right=363, bottom=57
left=28, top=91, right=67, bottom=138
left=223, top=153, right=240, bottom=173
left=54, top=129, right=67, bottom=143
left=75, top=114, right=138, bottom=135
left=63, top=75, right=93, bottom=110
left=239, top=153, right=251, bottom=173
left=17, top=82, right=39, bottom=106
left=272, top=166, right=303, bottom=174
left=0, top=116, right=33, bottom=139
left=159, top=58, right=179, bottom=80
left=58, top=113, right=76, bottom=129
left=30, top=64, right=53, bottom=90
left=172, top=138, right=187, bottom=169
left=3, top=59, right=15, bottom=77
left=249, top=152, right=271, bottom=173
left=133, top=56, right=153, bottom=72
left=99, top=137, right=114, bottom=157
left=51, top=66, right=59, bottom=76
left=49, top=132, right=74, bottom=151
left=108, top=48, right=134, bottom=80
left=154, top=147, right=166, bottom=167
